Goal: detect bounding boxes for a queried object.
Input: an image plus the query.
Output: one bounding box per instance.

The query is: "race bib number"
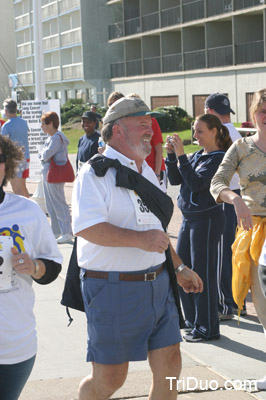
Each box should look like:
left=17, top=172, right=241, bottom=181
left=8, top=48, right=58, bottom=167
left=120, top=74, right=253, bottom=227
left=0, top=236, right=13, bottom=290
left=129, top=190, right=160, bottom=225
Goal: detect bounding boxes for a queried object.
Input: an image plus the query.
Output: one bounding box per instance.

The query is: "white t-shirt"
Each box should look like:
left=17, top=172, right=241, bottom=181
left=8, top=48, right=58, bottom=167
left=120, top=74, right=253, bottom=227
left=224, top=123, right=241, bottom=190
left=0, top=193, right=62, bottom=364
left=72, top=145, right=166, bottom=272
left=259, top=238, right=266, bottom=266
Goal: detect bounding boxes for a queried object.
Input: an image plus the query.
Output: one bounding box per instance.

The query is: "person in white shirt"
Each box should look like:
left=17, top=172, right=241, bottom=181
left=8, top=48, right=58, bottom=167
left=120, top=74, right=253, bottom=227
left=0, top=135, right=62, bottom=400
left=72, top=97, right=203, bottom=400
left=205, top=93, right=243, bottom=319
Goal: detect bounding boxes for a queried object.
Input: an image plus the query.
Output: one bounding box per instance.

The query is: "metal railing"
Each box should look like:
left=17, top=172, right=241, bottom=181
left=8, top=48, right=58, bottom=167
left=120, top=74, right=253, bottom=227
left=42, top=2, right=58, bottom=19
left=126, top=59, right=142, bottom=76
left=235, top=40, right=264, bottom=64
left=62, top=62, right=83, bottom=80
left=162, top=53, right=183, bottom=72
left=15, top=13, right=30, bottom=30
left=59, top=0, right=80, bottom=13
left=17, top=42, right=32, bottom=57
left=45, top=66, right=61, bottom=82
left=109, top=22, right=124, bottom=40
left=207, top=0, right=233, bottom=17
left=161, top=6, right=181, bottom=28
left=184, top=49, right=206, bottom=70
left=142, top=12, right=159, bottom=32
left=143, top=56, right=161, bottom=74
left=235, top=0, right=265, bottom=10
left=125, top=17, right=141, bottom=36
left=61, top=28, right=81, bottom=47
left=17, top=71, right=33, bottom=85
left=43, top=34, right=59, bottom=51
left=208, top=45, right=233, bottom=67
left=182, top=0, right=204, bottom=23
left=110, top=62, right=125, bottom=78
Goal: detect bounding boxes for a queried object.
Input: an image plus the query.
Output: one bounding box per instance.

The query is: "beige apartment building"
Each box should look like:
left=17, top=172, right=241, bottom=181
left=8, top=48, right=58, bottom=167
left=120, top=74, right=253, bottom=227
left=108, top=0, right=266, bottom=122
left=13, top=0, right=120, bottom=105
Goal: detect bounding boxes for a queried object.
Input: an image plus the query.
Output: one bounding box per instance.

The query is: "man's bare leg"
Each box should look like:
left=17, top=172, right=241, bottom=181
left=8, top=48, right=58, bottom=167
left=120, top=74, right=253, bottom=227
left=10, top=177, right=29, bottom=198
left=78, top=361, right=128, bottom=400
left=148, top=343, right=181, bottom=400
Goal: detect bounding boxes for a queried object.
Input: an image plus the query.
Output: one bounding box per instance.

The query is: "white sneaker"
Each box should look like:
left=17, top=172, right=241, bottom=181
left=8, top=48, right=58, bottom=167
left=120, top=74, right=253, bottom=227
left=56, top=233, right=73, bottom=244
left=256, top=376, right=266, bottom=390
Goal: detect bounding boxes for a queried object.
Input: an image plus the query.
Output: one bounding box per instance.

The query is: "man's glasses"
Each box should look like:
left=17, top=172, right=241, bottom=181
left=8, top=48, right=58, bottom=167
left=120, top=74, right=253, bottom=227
left=0, top=154, right=7, bottom=163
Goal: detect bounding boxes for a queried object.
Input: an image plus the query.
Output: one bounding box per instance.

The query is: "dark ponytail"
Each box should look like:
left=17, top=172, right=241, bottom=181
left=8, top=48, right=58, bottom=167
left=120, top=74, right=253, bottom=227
left=196, top=114, right=232, bottom=151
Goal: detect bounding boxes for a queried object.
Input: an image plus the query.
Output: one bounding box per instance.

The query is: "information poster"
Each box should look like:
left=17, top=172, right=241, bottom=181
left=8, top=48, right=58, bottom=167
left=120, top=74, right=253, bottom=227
left=21, top=99, right=60, bottom=181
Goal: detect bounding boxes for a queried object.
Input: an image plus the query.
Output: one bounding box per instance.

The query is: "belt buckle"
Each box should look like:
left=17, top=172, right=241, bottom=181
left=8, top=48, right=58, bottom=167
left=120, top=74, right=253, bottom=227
left=144, top=271, right=157, bottom=281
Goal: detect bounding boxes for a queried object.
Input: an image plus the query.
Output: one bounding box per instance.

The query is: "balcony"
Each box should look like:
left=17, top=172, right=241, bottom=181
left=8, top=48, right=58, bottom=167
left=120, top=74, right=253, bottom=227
left=17, top=42, right=32, bottom=57
left=59, top=0, right=80, bottom=14
left=42, top=2, right=58, bottom=19
left=183, top=49, right=206, bottom=70
left=110, top=62, right=125, bottom=78
left=45, top=66, right=61, bottom=82
left=109, top=22, right=124, bottom=40
left=126, top=59, right=142, bottom=76
left=143, top=56, right=161, bottom=74
left=125, top=17, right=141, bottom=36
left=235, top=40, right=264, bottom=64
left=43, top=34, right=59, bottom=51
left=17, top=71, right=33, bottom=85
left=142, top=12, right=159, bottom=32
left=162, top=53, right=183, bottom=72
left=183, top=0, right=204, bottom=23
left=60, top=27, right=81, bottom=47
left=207, top=0, right=233, bottom=17
left=208, top=45, right=233, bottom=67
left=62, top=62, right=83, bottom=79
left=235, top=0, right=265, bottom=10
left=15, top=13, right=30, bottom=30
left=161, top=6, right=181, bottom=28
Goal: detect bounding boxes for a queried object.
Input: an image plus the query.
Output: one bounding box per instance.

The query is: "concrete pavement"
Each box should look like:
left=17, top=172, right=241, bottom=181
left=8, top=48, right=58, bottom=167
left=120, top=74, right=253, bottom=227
left=9, top=156, right=266, bottom=399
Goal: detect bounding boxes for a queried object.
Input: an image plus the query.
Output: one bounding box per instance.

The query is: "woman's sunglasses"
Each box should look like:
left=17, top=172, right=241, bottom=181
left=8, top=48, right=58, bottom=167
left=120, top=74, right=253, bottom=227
left=0, top=154, right=7, bottom=163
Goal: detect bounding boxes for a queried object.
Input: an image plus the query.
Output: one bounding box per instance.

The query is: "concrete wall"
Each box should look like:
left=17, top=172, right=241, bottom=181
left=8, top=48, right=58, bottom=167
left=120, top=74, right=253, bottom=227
left=111, top=65, right=266, bottom=122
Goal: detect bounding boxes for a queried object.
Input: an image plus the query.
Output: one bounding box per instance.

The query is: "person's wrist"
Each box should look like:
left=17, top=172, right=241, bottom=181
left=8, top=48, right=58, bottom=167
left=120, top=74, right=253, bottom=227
left=32, top=260, right=40, bottom=276
left=174, top=263, right=186, bottom=274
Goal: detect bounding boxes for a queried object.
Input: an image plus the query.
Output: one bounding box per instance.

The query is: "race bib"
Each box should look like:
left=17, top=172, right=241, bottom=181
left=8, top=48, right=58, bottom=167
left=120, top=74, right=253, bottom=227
left=0, top=236, right=13, bottom=290
left=129, top=190, right=160, bottom=225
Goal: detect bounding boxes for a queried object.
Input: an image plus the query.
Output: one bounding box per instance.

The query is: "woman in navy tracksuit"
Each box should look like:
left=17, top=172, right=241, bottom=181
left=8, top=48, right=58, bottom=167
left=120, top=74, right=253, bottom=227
left=166, top=114, right=232, bottom=342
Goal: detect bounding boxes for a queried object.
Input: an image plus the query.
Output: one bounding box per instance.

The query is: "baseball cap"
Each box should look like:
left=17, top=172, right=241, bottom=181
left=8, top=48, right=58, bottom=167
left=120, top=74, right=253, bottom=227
left=81, top=111, right=97, bottom=121
left=205, top=93, right=235, bottom=115
left=103, top=97, right=163, bottom=124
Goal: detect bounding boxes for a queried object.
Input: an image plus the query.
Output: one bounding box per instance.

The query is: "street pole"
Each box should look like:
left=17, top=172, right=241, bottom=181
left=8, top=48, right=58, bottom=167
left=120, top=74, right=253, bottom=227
left=31, top=0, right=47, bottom=213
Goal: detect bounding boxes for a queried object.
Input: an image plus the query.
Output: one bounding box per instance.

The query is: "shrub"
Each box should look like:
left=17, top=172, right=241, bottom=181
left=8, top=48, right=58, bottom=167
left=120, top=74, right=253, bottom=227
left=154, top=106, right=193, bottom=132
left=61, top=99, right=105, bottom=125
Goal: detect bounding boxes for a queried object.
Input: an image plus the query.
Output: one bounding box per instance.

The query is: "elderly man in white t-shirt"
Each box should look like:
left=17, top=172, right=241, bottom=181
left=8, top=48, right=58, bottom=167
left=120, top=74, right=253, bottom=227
left=205, top=93, right=243, bottom=319
left=72, top=97, right=203, bottom=400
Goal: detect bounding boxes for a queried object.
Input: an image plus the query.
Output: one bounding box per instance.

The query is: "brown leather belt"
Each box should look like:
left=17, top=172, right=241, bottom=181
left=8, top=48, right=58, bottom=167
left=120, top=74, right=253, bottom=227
left=84, top=264, right=164, bottom=282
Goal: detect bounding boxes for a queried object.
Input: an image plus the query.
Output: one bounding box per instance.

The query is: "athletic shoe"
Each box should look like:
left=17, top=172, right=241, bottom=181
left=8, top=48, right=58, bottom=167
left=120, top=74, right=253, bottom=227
left=57, top=233, right=73, bottom=244
left=256, top=376, right=266, bottom=390
left=218, top=312, right=234, bottom=320
left=183, top=333, right=205, bottom=343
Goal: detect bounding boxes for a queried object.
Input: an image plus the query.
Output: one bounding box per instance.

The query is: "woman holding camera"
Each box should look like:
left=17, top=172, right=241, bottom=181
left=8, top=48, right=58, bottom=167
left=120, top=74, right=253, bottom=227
left=166, top=113, right=232, bottom=342
left=0, top=135, right=62, bottom=399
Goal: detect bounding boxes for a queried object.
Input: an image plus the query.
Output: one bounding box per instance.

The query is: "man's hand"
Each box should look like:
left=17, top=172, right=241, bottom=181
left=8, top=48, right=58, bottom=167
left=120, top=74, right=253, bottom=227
left=176, top=266, right=203, bottom=293
left=139, top=230, right=170, bottom=253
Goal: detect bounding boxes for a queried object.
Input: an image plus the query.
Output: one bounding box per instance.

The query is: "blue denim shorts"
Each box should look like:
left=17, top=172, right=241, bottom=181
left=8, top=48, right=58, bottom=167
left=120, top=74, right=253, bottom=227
left=80, top=265, right=182, bottom=365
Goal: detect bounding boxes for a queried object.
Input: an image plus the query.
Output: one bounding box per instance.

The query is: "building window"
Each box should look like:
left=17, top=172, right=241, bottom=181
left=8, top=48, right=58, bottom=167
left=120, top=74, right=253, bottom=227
left=75, top=89, right=83, bottom=99
left=246, top=92, right=254, bottom=122
left=65, top=89, right=72, bottom=102
left=151, top=96, right=179, bottom=109
left=55, top=90, right=61, bottom=100
left=193, top=95, right=209, bottom=117
left=46, top=91, right=52, bottom=99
